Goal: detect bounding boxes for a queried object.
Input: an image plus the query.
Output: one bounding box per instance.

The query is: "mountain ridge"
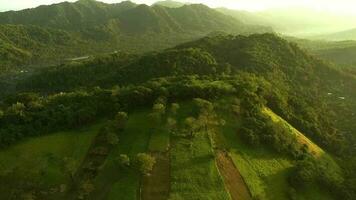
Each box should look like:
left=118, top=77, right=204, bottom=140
left=0, top=0, right=272, bottom=74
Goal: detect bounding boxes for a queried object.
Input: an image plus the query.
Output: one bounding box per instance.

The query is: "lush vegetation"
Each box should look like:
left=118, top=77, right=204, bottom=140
left=0, top=0, right=272, bottom=74
left=1, top=3, right=356, bottom=198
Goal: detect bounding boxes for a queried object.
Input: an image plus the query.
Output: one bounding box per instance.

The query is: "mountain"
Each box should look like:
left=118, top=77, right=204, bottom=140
left=216, top=8, right=271, bottom=26
left=2, top=33, right=356, bottom=199
left=0, top=0, right=137, bottom=31
left=316, top=45, right=356, bottom=66
left=286, top=37, right=356, bottom=66
left=314, top=28, right=356, bottom=41
left=219, top=7, right=356, bottom=37
left=0, top=0, right=271, bottom=74
left=154, top=0, right=187, bottom=8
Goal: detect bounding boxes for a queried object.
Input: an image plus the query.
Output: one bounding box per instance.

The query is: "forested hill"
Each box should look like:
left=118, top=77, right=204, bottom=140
left=17, top=33, right=356, bottom=155
left=2, top=33, right=356, bottom=199
left=0, top=0, right=265, bottom=34
left=0, top=0, right=271, bottom=74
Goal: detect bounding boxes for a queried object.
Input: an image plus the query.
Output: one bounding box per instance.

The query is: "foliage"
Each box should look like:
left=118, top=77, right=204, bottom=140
left=133, top=153, right=156, bottom=175
left=116, top=154, right=130, bottom=168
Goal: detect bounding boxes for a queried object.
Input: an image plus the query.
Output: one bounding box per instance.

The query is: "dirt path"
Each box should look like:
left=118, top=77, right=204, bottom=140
left=216, top=151, right=252, bottom=200
left=141, top=152, right=170, bottom=200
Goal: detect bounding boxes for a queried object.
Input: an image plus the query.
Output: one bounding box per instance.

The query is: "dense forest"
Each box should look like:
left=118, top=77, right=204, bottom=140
left=0, top=0, right=356, bottom=200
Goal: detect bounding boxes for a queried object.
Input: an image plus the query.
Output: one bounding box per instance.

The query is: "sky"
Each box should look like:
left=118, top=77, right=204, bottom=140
left=0, top=0, right=356, bottom=16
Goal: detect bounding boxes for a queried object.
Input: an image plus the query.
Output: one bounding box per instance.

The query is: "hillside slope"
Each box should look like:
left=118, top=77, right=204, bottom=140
left=1, top=33, right=356, bottom=199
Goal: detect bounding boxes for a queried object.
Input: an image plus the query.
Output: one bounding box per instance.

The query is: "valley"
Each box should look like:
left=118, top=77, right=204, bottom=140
left=0, top=0, right=356, bottom=200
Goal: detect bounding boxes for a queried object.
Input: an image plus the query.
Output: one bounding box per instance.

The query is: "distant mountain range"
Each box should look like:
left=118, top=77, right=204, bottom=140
left=0, top=0, right=271, bottom=73
left=313, top=28, right=356, bottom=41
left=217, top=7, right=356, bottom=37
left=154, top=0, right=187, bottom=8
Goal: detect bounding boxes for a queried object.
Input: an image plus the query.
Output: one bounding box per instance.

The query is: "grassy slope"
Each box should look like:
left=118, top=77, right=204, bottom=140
left=170, top=101, right=231, bottom=200
left=0, top=122, right=102, bottom=198
left=92, top=109, right=152, bottom=200
left=148, top=125, right=170, bottom=152
left=214, top=98, right=334, bottom=200
left=262, top=107, right=324, bottom=156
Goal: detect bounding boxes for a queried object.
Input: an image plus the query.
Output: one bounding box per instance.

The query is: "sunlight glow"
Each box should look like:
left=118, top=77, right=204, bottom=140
left=0, top=0, right=356, bottom=16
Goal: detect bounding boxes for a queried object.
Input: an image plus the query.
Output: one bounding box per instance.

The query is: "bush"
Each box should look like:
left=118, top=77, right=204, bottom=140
left=116, top=154, right=130, bottom=167
left=115, top=112, right=128, bottom=130
left=106, top=132, right=119, bottom=146
left=134, top=153, right=156, bottom=175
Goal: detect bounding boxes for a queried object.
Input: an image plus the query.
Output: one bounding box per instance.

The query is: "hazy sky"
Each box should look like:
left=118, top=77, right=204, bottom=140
left=1, top=0, right=356, bottom=15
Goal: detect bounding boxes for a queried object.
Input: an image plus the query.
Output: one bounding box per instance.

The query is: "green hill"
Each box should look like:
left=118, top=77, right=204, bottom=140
left=0, top=0, right=272, bottom=74
left=1, top=32, right=356, bottom=199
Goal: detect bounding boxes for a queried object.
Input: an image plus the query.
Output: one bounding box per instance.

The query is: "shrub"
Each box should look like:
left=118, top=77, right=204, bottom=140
left=134, top=153, right=156, bottom=175
left=116, top=154, right=130, bottom=167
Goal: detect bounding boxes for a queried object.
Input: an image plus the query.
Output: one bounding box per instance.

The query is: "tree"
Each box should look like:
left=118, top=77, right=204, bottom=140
left=153, top=103, right=165, bottom=114
left=185, top=117, right=198, bottom=137
left=116, top=154, right=130, bottom=167
left=167, top=117, right=177, bottom=133
left=134, top=153, right=156, bottom=175
left=61, top=157, right=77, bottom=184
left=106, top=131, right=119, bottom=146
left=78, top=180, right=95, bottom=199
left=170, top=103, right=180, bottom=115
left=115, top=112, right=128, bottom=130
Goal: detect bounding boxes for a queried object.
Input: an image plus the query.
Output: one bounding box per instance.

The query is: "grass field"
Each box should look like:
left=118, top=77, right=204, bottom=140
left=0, top=122, right=102, bottom=199
left=148, top=127, right=170, bottom=152
left=214, top=98, right=334, bottom=200
left=262, top=107, right=324, bottom=156
left=0, top=98, right=341, bottom=200
left=170, top=133, right=231, bottom=200
left=169, top=101, right=231, bottom=200
left=92, top=109, right=152, bottom=200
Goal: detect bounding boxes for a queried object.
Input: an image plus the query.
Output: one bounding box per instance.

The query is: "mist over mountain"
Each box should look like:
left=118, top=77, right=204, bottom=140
left=313, top=28, right=356, bottom=41
left=218, top=6, right=356, bottom=37
left=154, top=0, right=187, bottom=8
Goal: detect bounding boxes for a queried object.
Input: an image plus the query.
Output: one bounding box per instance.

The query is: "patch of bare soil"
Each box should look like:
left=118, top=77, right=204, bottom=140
left=141, top=152, right=170, bottom=200
left=216, top=151, right=252, bottom=200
